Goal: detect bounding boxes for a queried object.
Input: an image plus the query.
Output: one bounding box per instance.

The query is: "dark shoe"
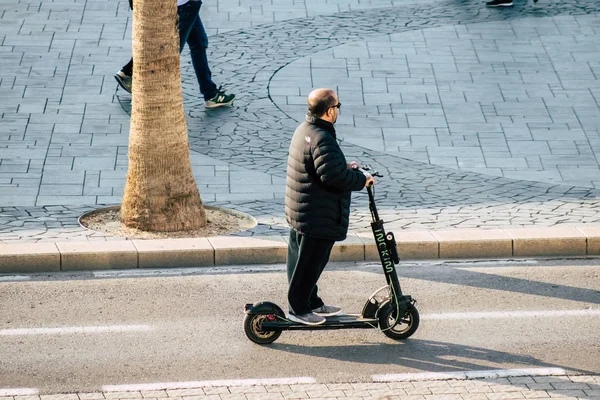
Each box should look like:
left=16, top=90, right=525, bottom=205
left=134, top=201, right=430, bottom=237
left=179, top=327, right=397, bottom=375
left=312, top=305, right=342, bottom=317
left=205, top=86, right=235, bottom=108
left=288, top=312, right=326, bottom=326
left=114, top=70, right=132, bottom=93
left=486, top=0, right=513, bottom=6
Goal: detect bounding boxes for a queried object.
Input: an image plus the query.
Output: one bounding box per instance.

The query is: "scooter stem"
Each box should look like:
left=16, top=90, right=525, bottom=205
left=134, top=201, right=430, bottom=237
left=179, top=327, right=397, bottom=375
left=366, top=184, right=379, bottom=222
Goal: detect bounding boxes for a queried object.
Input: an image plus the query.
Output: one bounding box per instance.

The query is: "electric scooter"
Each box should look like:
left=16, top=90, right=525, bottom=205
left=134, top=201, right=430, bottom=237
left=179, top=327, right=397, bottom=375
left=243, top=166, right=419, bottom=344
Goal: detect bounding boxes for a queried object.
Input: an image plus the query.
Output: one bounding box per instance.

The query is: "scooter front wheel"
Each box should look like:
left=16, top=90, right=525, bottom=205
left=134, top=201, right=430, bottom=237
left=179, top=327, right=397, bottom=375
left=243, top=311, right=284, bottom=345
left=378, top=302, right=420, bottom=340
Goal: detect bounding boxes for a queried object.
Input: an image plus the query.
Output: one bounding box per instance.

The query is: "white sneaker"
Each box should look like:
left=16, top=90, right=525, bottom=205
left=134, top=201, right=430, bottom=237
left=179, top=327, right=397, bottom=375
left=312, top=305, right=342, bottom=317
left=288, top=312, right=326, bottom=326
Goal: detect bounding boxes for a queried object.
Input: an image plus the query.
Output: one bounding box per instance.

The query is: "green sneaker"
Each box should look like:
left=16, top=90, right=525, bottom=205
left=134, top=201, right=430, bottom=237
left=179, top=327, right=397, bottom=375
left=205, top=87, right=235, bottom=108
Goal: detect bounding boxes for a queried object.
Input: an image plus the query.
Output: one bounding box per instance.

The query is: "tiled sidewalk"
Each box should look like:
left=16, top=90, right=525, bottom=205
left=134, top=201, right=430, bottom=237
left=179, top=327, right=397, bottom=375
left=2, top=374, right=598, bottom=400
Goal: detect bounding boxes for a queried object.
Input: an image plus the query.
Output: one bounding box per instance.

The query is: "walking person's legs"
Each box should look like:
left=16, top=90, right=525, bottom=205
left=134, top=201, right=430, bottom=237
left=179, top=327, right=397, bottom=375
left=178, top=0, right=234, bottom=108
left=121, top=58, right=133, bottom=76
left=114, top=0, right=134, bottom=93
left=114, top=0, right=235, bottom=105
left=115, top=58, right=133, bottom=93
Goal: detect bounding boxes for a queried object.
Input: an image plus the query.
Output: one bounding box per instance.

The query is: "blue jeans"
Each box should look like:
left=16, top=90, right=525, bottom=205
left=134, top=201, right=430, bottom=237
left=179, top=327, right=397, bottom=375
left=178, top=0, right=218, bottom=100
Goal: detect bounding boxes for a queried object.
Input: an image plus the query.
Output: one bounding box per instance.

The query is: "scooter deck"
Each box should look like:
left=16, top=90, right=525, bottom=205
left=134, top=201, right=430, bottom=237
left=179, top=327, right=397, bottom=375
left=261, top=313, right=379, bottom=331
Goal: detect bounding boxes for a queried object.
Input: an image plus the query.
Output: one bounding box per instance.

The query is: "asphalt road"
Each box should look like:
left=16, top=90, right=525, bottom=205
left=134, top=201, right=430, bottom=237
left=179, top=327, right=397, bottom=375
left=1, top=258, right=599, bottom=394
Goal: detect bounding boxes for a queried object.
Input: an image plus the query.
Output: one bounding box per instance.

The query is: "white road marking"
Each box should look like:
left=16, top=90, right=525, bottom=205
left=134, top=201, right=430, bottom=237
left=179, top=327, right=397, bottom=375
left=0, top=325, right=152, bottom=336
left=103, top=377, right=317, bottom=391
left=104, top=369, right=569, bottom=392
left=3, top=309, right=597, bottom=337
left=0, top=388, right=39, bottom=396
left=373, top=367, right=568, bottom=382
left=411, top=259, right=540, bottom=267
left=422, top=309, right=600, bottom=320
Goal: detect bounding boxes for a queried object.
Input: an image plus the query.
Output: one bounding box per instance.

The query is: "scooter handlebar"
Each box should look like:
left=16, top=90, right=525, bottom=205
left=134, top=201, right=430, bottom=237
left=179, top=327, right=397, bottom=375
left=353, top=165, right=381, bottom=188
left=352, top=165, right=382, bottom=179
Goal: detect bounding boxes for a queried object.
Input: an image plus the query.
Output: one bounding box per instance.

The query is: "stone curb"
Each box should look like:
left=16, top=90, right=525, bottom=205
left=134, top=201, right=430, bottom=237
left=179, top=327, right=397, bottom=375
left=1, top=226, right=599, bottom=273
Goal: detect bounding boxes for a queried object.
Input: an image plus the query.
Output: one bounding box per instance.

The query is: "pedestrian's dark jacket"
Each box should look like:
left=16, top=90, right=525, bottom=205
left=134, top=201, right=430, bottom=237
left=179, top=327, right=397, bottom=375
left=285, top=114, right=367, bottom=241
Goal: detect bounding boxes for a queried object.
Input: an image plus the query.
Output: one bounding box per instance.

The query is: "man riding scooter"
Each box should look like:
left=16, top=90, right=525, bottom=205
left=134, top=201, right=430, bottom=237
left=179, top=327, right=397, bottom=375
left=243, top=87, right=418, bottom=344
left=285, top=88, right=376, bottom=326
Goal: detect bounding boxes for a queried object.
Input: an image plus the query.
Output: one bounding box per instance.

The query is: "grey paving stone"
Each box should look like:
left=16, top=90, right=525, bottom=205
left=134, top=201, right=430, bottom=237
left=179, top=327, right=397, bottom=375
left=38, top=185, right=84, bottom=196
left=485, top=157, right=529, bottom=168
left=508, top=141, right=552, bottom=156
left=407, top=116, right=447, bottom=128
left=72, top=157, right=116, bottom=169
left=36, top=195, right=98, bottom=206
left=96, top=195, right=124, bottom=204
left=41, top=171, right=85, bottom=185
left=355, top=116, right=408, bottom=128
left=507, top=170, right=565, bottom=183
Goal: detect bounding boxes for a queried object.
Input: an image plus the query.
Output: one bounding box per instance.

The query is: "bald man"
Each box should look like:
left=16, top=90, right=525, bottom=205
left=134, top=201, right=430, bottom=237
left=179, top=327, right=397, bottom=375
left=284, top=88, right=375, bottom=325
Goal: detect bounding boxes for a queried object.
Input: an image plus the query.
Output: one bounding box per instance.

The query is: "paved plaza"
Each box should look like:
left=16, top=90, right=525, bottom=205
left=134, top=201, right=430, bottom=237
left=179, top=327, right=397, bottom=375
left=0, top=0, right=600, bottom=242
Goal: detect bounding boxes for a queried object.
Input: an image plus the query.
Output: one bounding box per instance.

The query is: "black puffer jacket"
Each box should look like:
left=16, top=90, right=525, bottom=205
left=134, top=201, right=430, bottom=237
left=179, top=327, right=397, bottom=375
left=285, top=114, right=367, bottom=241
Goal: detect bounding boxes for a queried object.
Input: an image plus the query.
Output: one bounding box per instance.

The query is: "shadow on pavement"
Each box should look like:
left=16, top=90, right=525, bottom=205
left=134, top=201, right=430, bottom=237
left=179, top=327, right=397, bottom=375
left=397, top=263, right=600, bottom=305
left=347, top=260, right=600, bottom=305
left=271, top=339, right=598, bottom=375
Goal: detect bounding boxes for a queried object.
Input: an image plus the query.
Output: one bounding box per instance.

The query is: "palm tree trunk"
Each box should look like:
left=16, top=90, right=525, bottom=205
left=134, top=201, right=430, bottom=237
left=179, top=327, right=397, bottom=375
left=121, top=0, right=206, bottom=232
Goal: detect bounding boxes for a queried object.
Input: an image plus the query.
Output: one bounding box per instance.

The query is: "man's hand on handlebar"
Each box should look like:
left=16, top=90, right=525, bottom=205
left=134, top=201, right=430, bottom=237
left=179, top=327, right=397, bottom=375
left=347, top=161, right=361, bottom=169
left=350, top=163, right=378, bottom=187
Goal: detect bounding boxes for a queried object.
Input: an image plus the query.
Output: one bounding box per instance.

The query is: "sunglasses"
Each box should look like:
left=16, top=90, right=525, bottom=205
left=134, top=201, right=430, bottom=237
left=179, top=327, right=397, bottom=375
left=330, top=103, right=341, bottom=109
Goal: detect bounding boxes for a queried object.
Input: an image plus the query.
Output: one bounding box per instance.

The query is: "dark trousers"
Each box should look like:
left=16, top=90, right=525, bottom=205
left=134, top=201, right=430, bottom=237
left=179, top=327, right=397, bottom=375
left=287, top=229, right=335, bottom=315
left=120, top=0, right=218, bottom=100
left=177, top=0, right=218, bottom=100
left=122, top=58, right=133, bottom=76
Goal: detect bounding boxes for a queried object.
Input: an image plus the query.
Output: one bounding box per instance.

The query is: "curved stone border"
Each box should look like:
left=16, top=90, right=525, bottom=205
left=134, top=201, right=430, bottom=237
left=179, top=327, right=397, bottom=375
left=77, top=205, right=258, bottom=236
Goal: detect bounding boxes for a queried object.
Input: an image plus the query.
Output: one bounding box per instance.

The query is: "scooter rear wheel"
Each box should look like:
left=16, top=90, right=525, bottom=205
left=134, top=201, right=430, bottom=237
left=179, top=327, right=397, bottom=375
left=243, top=310, right=284, bottom=345
left=378, top=302, right=420, bottom=340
